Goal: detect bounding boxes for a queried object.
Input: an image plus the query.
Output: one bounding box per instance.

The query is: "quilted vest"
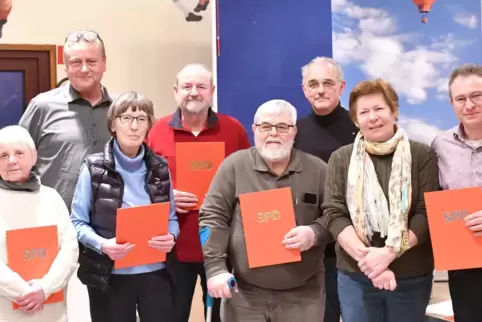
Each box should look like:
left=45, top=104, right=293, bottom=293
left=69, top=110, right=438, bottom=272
left=77, top=139, right=170, bottom=291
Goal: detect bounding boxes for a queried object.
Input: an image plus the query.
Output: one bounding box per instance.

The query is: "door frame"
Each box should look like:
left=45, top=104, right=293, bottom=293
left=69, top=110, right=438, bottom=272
left=0, top=44, right=57, bottom=89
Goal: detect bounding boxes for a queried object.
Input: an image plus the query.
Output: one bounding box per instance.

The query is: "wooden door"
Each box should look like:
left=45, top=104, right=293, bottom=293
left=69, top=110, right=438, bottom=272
left=0, top=44, right=57, bottom=128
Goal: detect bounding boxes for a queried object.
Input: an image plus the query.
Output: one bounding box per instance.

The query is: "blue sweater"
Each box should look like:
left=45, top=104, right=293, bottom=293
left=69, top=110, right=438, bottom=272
left=71, top=140, right=179, bottom=275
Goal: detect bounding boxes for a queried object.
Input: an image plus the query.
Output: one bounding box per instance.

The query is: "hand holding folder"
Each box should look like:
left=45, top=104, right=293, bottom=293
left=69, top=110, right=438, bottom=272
left=115, top=203, right=170, bottom=269
left=6, top=225, right=64, bottom=309
left=239, top=187, right=301, bottom=268
left=424, top=187, right=482, bottom=271
left=175, top=142, right=225, bottom=210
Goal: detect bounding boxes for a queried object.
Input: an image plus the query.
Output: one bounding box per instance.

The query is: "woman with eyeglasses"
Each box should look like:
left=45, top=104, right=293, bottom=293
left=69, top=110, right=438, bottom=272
left=70, top=91, right=179, bottom=322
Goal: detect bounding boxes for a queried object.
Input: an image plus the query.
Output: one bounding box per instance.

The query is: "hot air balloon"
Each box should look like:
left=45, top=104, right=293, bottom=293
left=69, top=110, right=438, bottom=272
left=412, top=0, right=436, bottom=23
left=0, top=0, right=12, bottom=38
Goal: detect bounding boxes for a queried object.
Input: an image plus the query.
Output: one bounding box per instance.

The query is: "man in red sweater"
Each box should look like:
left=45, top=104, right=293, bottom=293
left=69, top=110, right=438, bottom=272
left=147, top=63, right=250, bottom=322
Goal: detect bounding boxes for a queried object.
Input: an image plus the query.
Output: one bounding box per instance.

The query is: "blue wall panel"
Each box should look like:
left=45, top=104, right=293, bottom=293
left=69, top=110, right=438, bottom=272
left=216, top=0, right=333, bottom=142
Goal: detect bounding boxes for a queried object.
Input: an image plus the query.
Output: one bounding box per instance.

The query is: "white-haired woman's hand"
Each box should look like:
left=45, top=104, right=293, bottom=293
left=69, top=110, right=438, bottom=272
left=16, top=280, right=45, bottom=313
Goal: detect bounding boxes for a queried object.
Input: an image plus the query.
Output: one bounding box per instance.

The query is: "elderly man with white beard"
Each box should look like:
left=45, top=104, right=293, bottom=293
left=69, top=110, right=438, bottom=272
left=199, top=99, right=330, bottom=322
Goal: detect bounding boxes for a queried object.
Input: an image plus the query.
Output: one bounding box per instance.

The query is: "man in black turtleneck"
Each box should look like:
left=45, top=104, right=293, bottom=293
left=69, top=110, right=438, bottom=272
left=294, top=56, right=357, bottom=322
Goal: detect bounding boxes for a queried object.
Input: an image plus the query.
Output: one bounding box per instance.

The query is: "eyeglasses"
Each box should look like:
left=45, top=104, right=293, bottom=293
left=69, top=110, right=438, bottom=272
left=453, top=92, right=482, bottom=108
left=65, top=30, right=101, bottom=44
left=117, top=115, right=149, bottom=126
left=255, top=123, right=294, bottom=134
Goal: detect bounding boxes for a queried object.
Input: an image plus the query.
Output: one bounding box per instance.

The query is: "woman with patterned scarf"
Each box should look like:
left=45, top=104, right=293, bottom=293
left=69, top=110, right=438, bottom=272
left=322, top=79, right=440, bottom=322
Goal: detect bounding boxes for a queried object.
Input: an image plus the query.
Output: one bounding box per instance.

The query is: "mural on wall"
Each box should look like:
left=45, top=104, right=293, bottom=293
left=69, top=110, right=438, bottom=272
left=172, top=0, right=210, bottom=22
left=333, top=0, right=482, bottom=145
left=0, top=0, right=12, bottom=38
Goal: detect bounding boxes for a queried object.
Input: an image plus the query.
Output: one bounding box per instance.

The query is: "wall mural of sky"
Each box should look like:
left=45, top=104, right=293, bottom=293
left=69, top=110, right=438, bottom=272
left=332, top=0, right=481, bottom=145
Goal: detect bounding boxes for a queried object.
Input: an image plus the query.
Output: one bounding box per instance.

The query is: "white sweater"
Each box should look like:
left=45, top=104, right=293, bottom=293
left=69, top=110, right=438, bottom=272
left=0, top=185, right=79, bottom=322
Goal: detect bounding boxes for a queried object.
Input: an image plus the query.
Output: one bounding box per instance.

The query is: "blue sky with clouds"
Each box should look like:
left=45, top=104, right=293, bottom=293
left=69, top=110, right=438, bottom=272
left=332, top=0, right=481, bottom=144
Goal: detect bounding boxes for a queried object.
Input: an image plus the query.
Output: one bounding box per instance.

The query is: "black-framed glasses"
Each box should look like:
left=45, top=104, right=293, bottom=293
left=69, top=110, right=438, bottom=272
left=254, top=122, right=294, bottom=134
left=117, top=115, right=149, bottom=126
left=453, top=92, right=482, bottom=108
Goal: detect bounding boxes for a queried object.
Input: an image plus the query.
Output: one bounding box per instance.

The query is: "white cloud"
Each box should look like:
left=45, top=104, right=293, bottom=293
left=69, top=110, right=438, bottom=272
left=399, top=116, right=443, bottom=145
left=332, top=0, right=466, bottom=105
left=453, top=12, right=478, bottom=29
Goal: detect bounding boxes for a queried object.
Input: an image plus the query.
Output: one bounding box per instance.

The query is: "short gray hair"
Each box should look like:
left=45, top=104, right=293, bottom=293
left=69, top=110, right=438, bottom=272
left=301, top=56, right=344, bottom=84
left=107, top=91, right=155, bottom=136
left=0, top=125, right=36, bottom=152
left=175, top=63, right=213, bottom=85
left=253, top=99, right=297, bottom=125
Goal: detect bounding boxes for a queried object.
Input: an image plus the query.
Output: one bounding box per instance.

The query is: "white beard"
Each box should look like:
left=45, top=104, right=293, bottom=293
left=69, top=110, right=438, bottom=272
left=258, top=146, right=291, bottom=162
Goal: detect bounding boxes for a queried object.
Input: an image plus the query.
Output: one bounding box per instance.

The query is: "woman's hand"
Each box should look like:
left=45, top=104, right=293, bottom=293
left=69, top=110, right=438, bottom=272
left=16, top=280, right=45, bottom=313
left=336, top=226, right=370, bottom=261
left=358, top=247, right=398, bottom=279
left=101, top=238, right=135, bottom=260
left=149, top=233, right=176, bottom=253
left=371, top=269, right=397, bottom=291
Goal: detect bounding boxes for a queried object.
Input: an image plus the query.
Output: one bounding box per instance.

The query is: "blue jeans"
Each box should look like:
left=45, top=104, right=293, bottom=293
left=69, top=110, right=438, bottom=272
left=338, top=271, right=433, bottom=322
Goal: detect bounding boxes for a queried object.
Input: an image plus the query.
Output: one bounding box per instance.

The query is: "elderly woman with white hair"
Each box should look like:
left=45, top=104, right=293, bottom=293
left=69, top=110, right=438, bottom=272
left=0, top=125, right=79, bottom=322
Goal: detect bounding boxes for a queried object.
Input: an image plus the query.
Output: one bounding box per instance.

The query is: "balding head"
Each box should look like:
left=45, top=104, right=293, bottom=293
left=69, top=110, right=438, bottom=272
left=175, top=64, right=213, bottom=86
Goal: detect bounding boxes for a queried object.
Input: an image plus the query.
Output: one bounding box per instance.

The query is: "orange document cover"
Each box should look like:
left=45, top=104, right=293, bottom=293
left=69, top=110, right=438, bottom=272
left=424, top=187, right=482, bottom=271
left=115, top=202, right=170, bottom=269
left=175, top=142, right=225, bottom=209
left=239, top=187, right=301, bottom=268
left=6, top=225, right=63, bottom=309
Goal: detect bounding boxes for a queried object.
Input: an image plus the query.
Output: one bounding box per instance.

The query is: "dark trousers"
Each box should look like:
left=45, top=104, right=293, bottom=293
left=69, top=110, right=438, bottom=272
left=448, top=268, right=482, bottom=322
left=168, top=255, right=221, bottom=322
left=87, top=269, right=174, bottom=322
left=338, top=271, right=432, bottom=322
left=324, top=255, right=341, bottom=322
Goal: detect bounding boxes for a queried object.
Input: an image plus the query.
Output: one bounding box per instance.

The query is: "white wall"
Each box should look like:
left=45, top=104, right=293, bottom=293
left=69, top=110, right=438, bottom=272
left=1, top=0, right=213, bottom=118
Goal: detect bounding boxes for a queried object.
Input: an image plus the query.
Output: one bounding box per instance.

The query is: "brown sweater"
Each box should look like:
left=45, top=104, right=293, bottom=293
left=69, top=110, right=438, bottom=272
left=322, top=140, right=439, bottom=278
left=199, top=148, right=330, bottom=290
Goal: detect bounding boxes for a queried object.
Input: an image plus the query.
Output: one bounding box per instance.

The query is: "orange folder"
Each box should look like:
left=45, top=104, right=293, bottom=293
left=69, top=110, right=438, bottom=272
left=6, top=225, right=63, bottom=309
left=424, top=187, right=482, bottom=271
left=175, top=142, right=225, bottom=209
left=115, top=203, right=170, bottom=269
left=239, top=187, right=301, bottom=268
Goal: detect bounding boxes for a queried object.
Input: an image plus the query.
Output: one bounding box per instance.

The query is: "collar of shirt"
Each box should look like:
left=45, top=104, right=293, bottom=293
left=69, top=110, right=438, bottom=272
left=168, top=107, right=218, bottom=131
left=64, top=83, right=113, bottom=105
